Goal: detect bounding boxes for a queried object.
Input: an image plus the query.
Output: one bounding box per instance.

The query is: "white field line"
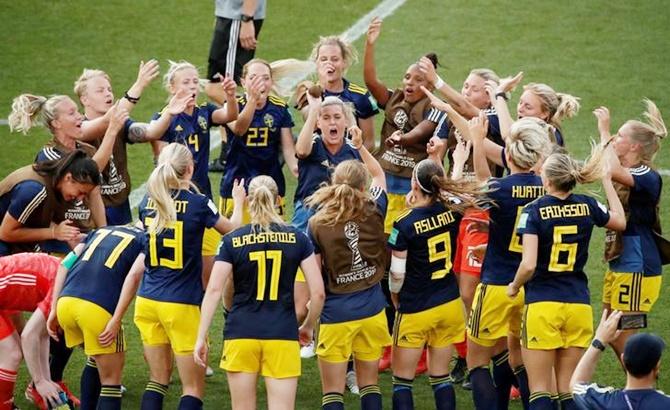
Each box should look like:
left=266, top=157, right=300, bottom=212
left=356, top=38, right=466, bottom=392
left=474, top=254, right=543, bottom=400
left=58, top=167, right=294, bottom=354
left=129, top=0, right=407, bottom=208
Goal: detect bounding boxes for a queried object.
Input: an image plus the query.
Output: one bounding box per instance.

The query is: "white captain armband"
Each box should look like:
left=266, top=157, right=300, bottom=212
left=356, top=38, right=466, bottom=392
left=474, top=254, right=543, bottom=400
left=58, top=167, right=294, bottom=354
left=389, top=255, right=407, bottom=293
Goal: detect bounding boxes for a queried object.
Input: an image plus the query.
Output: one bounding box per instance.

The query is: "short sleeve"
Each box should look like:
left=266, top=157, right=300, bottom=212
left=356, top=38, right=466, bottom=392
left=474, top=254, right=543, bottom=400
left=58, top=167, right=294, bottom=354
left=206, top=103, right=217, bottom=126
left=425, top=108, right=445, bottom=124
left=435, top=116, right=450, bottom=139
left=589, top=197, right=611, bottom=228
left=202, top=197, right=221, bottom=228
left=355, top=91, right=379, bottom=119
left=123, top=118, right=135, bottom=144
left=7, top=181, right=47, bottom=224
left=307, top=222, right=321, bottom=255
left=486, top=179, right=504, bottom=203
left=631, top=167, right=661, bottom=200
left=517, top=203, right=539, bottom=236
left=371, top=187, right=388, bottom=219
left=297, top=230, right=315, bottom=261
left=388, top=221, right=408, bottom=251
left=280, top=106, right=295, bottom=128
left=216, top=234, right=234, bottom=263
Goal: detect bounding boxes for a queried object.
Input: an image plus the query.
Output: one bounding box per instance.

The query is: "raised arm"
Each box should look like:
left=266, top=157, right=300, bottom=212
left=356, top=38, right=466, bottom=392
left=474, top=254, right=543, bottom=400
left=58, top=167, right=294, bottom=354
left=593, top=107, right=634, bottom=187
left=91, top=106, right=128, bottom=171
left=418, top=57, right=480, bottom=119
left=489, top=73, right=523, bottom=143
left=351, top=126, right=386, bottom=190
left=295, top=94, right=320, bottom=159
left=214, top=179, right=247, bottom=233
left=469, top=112, right=493, bottom=182
left=363, top=17, right=390, bottom=106
left=212, top=77, right=240, bottom=125
left=602, top=149, right=627, bottom=231
left=228, top=77, right=262, bottom=136
left=145, top=90, right=193, bottom=140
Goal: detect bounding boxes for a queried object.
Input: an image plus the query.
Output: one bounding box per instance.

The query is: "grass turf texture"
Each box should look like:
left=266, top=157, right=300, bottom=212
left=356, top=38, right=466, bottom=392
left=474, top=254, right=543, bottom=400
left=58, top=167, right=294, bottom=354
left=1, top=0, right=669, bottom=408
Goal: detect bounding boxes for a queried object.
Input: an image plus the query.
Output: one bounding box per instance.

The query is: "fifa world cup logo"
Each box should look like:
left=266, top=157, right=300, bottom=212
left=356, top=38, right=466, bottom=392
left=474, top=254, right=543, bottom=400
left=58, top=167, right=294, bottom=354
left=344, top=221, right=365, bottom=270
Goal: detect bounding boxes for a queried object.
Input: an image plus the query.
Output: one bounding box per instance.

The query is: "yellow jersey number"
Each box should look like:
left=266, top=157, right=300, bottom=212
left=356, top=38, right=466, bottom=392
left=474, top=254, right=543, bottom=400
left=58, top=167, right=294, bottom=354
left=508, top=206, right=524, bottom=253
left=144, top=217, right=184, bottom=269
left=81, top=228, right=136, bottom=268
left=428, top=232, right=452, bottom=280
left=246, top=127, right=269, bottom=147
left=187, top=134, right=200, bottom=152
left=548, top=225, right=578, bottom=272
left=249, top=250, right=282, bottom=301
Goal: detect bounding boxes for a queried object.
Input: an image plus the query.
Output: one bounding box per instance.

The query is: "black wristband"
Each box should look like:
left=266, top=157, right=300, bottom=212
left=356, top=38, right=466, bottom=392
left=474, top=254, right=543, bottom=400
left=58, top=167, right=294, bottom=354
left=591, top=338, right=606, bottom=351
left=241, top=14, right=253, bottom=22
left=495, top=92, right=509, bottom=102
left=124, top=91, right=140, bottom=104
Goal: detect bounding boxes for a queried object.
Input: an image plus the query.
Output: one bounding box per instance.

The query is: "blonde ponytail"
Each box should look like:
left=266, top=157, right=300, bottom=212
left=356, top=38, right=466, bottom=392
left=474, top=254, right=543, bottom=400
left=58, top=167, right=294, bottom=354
left=146, top=143, right=194, bottom=234
left=247, top=175, right=285, bottom=232
left=524, top=83, right=580, bottom=128
left=554, top=93, right=581, bottom=123
left=8, top=94, right=70, bottom=134
left=507, top=117, right=552, bottom=170
left=542, top=141, right=607, bottom=192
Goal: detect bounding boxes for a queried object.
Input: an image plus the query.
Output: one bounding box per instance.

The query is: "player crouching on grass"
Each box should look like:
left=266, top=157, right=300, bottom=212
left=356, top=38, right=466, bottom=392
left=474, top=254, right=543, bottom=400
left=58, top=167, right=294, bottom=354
left=0, top=253, right=66, bottom=410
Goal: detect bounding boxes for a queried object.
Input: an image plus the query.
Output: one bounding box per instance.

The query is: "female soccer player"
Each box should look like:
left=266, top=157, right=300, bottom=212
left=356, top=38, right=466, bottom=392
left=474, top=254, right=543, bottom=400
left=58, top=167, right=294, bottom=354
left=466, top=115, right=552, bottom=409
left=306, top=133, right=389, bottom=410
left=195, top=175, right=324, bottom=410
left=219, top=59, right=298, bottom=222
left=134, top=143, right=244, bottom=410
left=295, top=35, right=378, bottom=150
left=149, top=60, right=238, bottom=284
left=0, top=150, right=101, bottom=256
left=0, top=253, right=63, bottom=410
left=507, top=148, right=626, bottom=410
left=388, top=158, right=484, bottom=410
left=593, top=101, right=667, bottom=358
left=47, top=225, right=146, bottom=410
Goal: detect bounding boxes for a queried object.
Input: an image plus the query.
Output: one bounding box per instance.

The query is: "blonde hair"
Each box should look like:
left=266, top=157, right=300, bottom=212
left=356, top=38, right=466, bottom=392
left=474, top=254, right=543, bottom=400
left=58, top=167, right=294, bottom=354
left=73, top=69, right=111, bottom=98
left=248, top=175, right=285, bottom=232
left=242, top=58, right=272, bottom=79
left=470, top=68, right=500, bottom=85
left=306, top=160, right=375, bottom=227
left=163, top=60, right=199, bottom=92
left=524, top=83, right=580, bottom=128
left=623, top=99, right=667, bottom=165
left=146, top=143, right=194, bottom=234
left=507, top=117, right=553, bottom=170
left=8, top=94, right=71, bottom=134
left=320, top=96, right=356, bottom=127
left=542, top=143, right=607, bottom=192
left=412, top=159, right=486, bottom=213
left=310, top=36, right=358, bottom=69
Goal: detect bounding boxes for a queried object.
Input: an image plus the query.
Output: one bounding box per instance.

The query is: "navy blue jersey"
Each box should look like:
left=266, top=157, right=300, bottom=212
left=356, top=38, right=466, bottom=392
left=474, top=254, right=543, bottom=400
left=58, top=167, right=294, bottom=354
left=154, top=103, right=219, bottom=199
left=310, top=188, right=388, bottom=323
left=0, top=181, right=46, bottom=227
left=294, top=135, right=361, bottom=202
left=323, top=78, right=378, bottom=121
left=480, top=173, right=544, bottom=285
left=388, top=202, right=462, bottom=313
left=518, top=194, right=610, bottom=304
left=220, top=96, right=294, bottom=198
left=217, top=223, right=313, bottom=340
left=137, top=189, right=220, bottom=305
left=609, top=165, right=663, bottom=276
left=60, top=226, right=145, bottom=314
left=573, top=383, right=670, bottom=410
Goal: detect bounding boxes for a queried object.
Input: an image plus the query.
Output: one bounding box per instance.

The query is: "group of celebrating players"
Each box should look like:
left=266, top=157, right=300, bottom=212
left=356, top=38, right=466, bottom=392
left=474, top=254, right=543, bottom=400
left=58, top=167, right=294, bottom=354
left=0, top=15, right=667, bottom=410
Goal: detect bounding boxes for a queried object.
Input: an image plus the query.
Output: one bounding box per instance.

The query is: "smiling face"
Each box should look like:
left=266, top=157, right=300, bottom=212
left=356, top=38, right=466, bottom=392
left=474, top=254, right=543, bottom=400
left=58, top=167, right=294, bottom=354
left=316, top=44, right=346, bottom=86
left=242, top=62, right=273, bottom=102
left=517, top=90, right=549, bottom=121
left=81, top=75, right=114, bottom=116
left=170, top=67, right=200, bottom=107
left=402, top=64, right=430, bottom=103
left=462, top=74, right=490, bottom=109
left=51, top=98, right=84, bottom=139
left=317, top=104, right=347, bottom=148
left=57, top=173, right=96, bottom=202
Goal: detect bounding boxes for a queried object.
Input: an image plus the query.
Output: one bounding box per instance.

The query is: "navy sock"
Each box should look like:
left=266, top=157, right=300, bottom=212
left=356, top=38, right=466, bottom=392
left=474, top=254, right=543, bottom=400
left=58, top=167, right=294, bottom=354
left=551, top=393, right=560, bottom=410
left=140, top=381, right=168, bottom=410
left=360, top=385, right=382, bottom=410
left=178, top=395, right=202, bottom=410
left=470, top=366, right=497, bottom=410
left=492, top=350, right=514, bottom=410
left=392, top=376, right=414, bottom=410
left=529, top=392, right=554, bottom=410
left=322, top=392, right=344, bottom=410
left=429, top=374, right=455, bottom=410
left=97, top=385, right=122, bottom=410
left=514, top=365, right=530, bottom=410
left=49, top=336, right=73, bottom=382
left=559, top=393, right=577, bottom=410
left=81, top=358, right=102, bottom=410
left=347, top=359, right=355, bottom=373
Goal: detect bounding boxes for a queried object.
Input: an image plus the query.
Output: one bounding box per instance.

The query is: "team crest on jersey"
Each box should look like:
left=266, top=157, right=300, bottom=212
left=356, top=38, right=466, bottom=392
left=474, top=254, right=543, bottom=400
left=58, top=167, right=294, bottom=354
left=198, top=115, right=207, bottom=131
left=263, top=113, right=275, bottom=131
left=393, top=109, right=409, bottom=131
left=344, top=222, right=367, bottom=270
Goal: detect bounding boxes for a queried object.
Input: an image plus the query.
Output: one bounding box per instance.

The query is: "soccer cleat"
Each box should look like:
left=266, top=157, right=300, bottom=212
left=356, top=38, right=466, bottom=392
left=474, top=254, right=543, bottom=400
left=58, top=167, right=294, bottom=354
left=120, top=385, right=127, bottom=394
left=25, top=384, right=47, bottom=410
left=450, top=356, right=468, bottom=384
left=300, top=341, right=316, bottom=359
left=461, top=372, right=472, bottom=390
left=378, top=346, right=392, bottom=372
left=345, top=370, right=359, bottom=395
left=205, top=366, right=214, bottom=377
left=56, top=381, right=80, bottom=407
left=510, top=385, right=521, bottom=400
left=415, top=349, right=428, bottom=375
